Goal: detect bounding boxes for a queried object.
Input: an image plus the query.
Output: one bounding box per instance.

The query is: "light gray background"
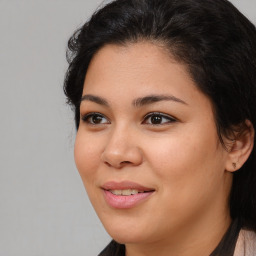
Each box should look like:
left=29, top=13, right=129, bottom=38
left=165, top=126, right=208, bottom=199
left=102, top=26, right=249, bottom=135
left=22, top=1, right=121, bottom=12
left=0, top=1, right=255, bottom=255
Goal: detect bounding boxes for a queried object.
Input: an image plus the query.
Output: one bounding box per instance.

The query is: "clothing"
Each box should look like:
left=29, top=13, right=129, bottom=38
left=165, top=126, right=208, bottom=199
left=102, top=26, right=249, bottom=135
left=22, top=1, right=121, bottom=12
left=234, top=229, right=256, bottom=256
left=99, top=225, right=256, bottom=256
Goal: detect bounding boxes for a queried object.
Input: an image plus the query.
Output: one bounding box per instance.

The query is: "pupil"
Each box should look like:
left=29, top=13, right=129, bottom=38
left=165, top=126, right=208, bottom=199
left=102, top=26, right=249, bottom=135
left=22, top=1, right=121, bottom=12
left=151, top=115, right=162, bottom=124
left=93, top=115, right=102, bottom=124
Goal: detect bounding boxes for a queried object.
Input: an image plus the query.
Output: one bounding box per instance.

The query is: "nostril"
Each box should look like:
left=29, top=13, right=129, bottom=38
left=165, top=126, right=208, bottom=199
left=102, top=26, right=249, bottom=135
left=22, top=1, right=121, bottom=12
left=103, top=160, right=132, bottom=168
left=104, top=161, right=112, bottom=167
left=104, top=161, right=131, bottom=168
left=121, top=161, right=132, bottom=165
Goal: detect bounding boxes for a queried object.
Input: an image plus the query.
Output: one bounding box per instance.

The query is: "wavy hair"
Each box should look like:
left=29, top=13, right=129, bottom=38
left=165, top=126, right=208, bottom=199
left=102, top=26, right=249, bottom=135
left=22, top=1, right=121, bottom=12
left=64, top=0, right=256, bottom=255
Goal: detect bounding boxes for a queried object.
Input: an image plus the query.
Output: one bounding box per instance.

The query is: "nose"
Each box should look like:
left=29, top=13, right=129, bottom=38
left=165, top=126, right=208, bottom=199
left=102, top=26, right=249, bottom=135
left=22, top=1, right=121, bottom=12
left=101, top=127, right=143, bottom=169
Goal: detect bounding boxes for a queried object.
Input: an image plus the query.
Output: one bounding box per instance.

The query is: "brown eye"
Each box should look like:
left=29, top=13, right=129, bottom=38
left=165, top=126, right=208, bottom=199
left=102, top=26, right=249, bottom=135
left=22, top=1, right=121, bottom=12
left=92, top=115, right=104, bottom=124
left=143, top=112, right=176, bottom=125
left=81, top=113, right=109, bottom=125
left=150, top=115, right=163, bottom=124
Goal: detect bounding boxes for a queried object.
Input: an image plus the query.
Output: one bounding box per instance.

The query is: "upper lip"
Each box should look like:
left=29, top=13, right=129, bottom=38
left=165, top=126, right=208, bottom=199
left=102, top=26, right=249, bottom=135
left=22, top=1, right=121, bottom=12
left=101, top=181, right=155, bottom=192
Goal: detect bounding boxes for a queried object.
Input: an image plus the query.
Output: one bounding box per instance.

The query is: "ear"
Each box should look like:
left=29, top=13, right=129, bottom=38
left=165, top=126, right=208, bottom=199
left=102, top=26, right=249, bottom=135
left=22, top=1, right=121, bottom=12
left=225, top=120, right=255, bottom=172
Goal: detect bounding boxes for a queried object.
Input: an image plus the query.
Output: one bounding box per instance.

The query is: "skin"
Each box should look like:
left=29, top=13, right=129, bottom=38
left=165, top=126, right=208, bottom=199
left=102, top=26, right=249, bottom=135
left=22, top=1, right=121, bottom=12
left=74, top=42, right=236, bottom=256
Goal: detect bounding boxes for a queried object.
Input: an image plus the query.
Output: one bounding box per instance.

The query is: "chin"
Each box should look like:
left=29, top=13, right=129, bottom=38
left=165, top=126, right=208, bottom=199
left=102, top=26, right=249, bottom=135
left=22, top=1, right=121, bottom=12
left=103, top=222, right=148, bottom=244
left=110, top=232, right=145, bottom=245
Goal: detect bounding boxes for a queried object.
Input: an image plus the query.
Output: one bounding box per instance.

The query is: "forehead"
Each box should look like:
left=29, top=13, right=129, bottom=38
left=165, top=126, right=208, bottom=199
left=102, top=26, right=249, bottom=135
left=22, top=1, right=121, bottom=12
left=84, top=42, right=193, bottom=91
left=82, top=41, right=213, bottom=112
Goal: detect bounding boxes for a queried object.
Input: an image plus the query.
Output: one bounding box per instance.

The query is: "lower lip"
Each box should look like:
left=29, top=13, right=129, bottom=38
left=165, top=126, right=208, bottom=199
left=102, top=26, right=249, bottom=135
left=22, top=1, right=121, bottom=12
left=103, top=190, right=154, bottom=209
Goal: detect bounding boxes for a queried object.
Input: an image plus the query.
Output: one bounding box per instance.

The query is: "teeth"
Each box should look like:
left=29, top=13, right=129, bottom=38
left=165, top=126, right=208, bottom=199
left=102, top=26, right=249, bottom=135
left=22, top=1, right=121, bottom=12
left=111, top=190, right=122, bottom=195
left=131, top=189, right=139, bottom=195
left=110, top=189, right=140, bottom=196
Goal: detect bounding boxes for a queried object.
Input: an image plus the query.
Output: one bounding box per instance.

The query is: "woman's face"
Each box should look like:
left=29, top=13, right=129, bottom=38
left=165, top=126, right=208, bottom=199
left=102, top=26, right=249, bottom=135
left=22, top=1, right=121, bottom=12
left=75, top=42, right=232, bottom=245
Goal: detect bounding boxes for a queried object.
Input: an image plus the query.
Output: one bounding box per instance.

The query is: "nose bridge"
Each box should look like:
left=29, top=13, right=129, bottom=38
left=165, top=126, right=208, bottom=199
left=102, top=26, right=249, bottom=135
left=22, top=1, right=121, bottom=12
left=109, top=124, right=129, bottom=150
left=101, top=123, right=143, bottom=168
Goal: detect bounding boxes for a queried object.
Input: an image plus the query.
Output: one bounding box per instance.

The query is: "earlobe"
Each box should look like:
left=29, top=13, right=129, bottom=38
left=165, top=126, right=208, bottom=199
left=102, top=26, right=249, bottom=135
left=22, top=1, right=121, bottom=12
left=225, top=120, right=255, bottom=172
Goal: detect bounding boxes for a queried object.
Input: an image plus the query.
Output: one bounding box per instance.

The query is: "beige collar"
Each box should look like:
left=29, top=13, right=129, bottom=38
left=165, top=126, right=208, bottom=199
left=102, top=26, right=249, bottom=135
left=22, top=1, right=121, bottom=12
left=234, top=229, right=256, bottom=256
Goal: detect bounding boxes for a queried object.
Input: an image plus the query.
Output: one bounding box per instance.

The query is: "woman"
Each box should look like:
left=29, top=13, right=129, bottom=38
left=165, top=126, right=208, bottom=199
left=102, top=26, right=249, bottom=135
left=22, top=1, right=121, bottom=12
left=64, top=0, right=256, bottom=255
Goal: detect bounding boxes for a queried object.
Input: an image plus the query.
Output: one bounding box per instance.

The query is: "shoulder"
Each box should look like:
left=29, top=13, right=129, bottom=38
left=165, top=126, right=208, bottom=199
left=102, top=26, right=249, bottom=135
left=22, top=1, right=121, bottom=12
left=234, top=229, right=256, bottom=256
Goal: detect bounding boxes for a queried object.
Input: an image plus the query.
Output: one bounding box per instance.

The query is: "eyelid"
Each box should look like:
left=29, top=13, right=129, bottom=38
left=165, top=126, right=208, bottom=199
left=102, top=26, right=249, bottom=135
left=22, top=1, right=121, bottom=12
left=81, top=112, right=110, bottom=125
left=80, top=111, right=176, bottom=126
left=142, top=112, right=177, bottom=125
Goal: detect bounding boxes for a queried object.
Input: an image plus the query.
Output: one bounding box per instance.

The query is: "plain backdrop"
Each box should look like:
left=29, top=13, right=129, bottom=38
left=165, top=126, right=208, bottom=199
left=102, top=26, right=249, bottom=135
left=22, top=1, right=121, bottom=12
left=0, top=0, right=255, bottom=255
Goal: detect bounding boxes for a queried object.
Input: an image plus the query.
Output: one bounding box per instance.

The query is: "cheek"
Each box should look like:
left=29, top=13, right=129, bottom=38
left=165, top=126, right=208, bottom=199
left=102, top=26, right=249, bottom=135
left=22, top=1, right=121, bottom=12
left=143, top=131, right=196, bottom=175
left=74, top=130, right=102, bottom=184
left=144, top=134, right=225, bottom=226
left=144, top=126, right=224, bottom=194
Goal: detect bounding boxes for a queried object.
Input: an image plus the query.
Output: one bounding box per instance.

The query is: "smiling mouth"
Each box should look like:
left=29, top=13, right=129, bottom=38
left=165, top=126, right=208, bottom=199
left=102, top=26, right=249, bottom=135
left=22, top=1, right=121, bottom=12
left=101, top=181, right=155, bottom=208
left=109, top=189, right=153, bottom=196
left=103, top=189, right=155, bottom=209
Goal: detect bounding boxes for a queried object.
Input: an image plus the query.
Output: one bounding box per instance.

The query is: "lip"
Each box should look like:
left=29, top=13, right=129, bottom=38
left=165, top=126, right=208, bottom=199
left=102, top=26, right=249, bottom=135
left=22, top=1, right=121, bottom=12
left=101, top=181, right=155, bottom=209
left=101, top=181, right=154, bottom=191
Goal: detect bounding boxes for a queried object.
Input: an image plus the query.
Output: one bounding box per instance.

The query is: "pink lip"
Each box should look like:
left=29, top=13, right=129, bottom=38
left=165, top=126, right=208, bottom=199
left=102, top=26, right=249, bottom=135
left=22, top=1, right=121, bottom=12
left=101, top=181, right=154, bottom=191
left=101, top=181, right=155, bottom=209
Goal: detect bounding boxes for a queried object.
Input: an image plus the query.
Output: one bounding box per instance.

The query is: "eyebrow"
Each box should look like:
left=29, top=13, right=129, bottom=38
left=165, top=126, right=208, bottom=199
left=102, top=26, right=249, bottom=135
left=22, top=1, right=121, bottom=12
left=133, top=94, right=187, bottom=107
left=80, top=94, right=187, bottom=107
left=80, top=94, right=109, bottom=107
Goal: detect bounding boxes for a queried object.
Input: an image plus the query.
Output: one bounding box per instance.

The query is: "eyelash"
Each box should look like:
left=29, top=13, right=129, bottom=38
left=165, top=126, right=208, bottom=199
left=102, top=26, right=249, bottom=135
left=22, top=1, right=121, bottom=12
left=142, top=112, right=176, bottom=125
left=81, top=112, right=109, bottom=125
left=80, top=112, right=176, bottom=126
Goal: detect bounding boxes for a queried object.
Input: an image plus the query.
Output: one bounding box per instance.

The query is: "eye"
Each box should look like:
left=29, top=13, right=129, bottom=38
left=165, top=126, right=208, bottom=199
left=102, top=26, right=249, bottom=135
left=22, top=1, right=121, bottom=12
left=81, top=112, right=110, bottom=125
left=142, top=112, right=176, bottom=125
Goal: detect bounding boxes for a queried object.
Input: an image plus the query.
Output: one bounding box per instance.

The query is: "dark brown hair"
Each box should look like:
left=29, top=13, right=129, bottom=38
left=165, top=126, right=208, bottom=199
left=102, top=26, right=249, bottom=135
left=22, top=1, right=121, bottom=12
left=64, top=0, right=256, bottom=254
